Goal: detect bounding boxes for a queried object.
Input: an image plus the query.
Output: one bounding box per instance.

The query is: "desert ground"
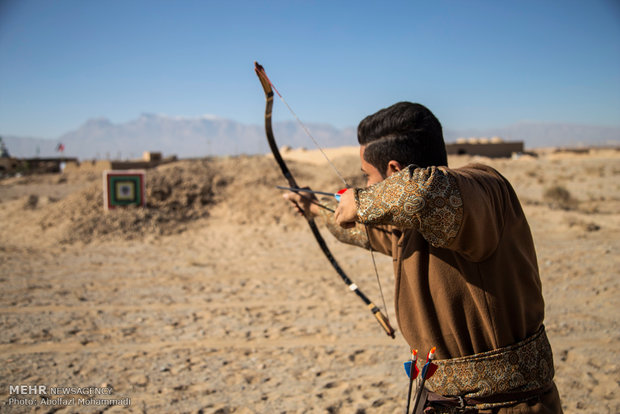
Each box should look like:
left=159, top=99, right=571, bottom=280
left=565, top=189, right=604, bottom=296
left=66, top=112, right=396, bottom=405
left=0, top=147, right=618, bottom=413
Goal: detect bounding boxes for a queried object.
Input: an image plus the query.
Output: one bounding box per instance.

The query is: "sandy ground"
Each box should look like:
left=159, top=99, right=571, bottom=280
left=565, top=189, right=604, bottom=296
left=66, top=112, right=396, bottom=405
left=0, top=148, right=618, bottom=413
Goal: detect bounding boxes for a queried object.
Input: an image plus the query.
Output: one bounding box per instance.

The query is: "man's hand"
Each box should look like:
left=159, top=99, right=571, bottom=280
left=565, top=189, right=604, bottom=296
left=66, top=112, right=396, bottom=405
left=282, top=188, right=320, bottom=218
left=334, top=188, right=357, bottom=229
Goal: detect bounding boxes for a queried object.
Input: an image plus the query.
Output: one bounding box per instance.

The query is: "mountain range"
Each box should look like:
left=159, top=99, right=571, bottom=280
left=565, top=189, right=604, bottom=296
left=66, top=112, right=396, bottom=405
left=2, top=114, right=619, bottom=160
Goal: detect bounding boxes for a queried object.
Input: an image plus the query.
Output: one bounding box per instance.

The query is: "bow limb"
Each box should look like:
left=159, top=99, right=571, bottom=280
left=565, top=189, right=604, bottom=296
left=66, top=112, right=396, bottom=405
left=254, top=62, right=299, bottom=189
left=254, top=61, right=395, bottom=339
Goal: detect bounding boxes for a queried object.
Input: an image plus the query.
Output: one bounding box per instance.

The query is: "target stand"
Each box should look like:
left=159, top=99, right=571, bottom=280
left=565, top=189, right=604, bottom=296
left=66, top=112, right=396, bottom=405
left=103, top=170, right=146, bottom=211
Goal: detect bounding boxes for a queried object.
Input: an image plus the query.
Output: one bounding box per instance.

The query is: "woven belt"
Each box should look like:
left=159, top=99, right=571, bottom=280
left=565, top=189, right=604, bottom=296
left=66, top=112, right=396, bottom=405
left=425, top=325, right=555, bottom=410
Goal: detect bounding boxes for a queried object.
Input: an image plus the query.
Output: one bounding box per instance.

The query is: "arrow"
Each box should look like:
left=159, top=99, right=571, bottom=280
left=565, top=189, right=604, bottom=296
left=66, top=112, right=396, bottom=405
left=404, top=349, right=419, bottom=414
left=421, top=347, right=438, bottom=380
left=276, top=186, right=348, bottom=201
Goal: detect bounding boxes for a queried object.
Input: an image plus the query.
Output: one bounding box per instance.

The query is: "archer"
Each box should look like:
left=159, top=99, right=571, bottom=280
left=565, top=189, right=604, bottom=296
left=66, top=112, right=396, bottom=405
left=284, top=102, right=563, bottom=413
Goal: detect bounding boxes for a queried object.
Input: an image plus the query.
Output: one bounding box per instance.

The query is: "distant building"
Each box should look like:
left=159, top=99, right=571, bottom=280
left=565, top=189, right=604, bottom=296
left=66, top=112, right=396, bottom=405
left=0, top=157, right=19, bottom=174
left=0, top=157, right=78, bottom=175
left=63, top=151, right=176, bottom=173
left=446, top=137, right=524, bottom=158
left=142, top=151, right=162, bottom=162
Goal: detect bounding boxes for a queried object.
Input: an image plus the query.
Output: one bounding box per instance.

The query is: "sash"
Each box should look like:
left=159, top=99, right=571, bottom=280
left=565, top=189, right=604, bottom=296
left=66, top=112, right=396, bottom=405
left=426, top=325, right=554, bottom=409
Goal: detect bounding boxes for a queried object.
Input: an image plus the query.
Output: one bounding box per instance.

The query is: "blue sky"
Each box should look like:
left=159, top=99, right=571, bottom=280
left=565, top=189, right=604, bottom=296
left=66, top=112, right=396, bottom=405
left=0, top=0, right=619, bottom=139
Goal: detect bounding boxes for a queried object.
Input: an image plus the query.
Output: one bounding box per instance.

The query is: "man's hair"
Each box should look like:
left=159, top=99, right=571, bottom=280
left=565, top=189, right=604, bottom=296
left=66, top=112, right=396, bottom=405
left=357, top=102, right=447, bottom=176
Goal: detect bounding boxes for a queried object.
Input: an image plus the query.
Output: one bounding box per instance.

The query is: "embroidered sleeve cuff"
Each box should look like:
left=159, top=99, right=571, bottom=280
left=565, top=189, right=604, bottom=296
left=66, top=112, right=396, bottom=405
left=317, top=198, right=370, bottom=249
left=355, top=166, right=463, bottom=248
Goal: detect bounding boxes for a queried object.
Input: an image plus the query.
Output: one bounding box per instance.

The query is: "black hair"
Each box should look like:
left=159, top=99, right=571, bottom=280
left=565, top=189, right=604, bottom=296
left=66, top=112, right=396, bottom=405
left=357, top=102, right=447, bottom=176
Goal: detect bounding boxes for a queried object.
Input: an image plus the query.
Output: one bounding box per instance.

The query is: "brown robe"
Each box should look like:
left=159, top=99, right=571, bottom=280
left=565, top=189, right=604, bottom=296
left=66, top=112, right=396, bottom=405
left=322, top=163, right=562, bottom=413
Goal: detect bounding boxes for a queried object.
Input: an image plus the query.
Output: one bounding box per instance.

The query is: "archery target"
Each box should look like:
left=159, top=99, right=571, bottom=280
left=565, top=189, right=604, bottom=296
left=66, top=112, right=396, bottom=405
left=103, top=170, right=146, bottom=210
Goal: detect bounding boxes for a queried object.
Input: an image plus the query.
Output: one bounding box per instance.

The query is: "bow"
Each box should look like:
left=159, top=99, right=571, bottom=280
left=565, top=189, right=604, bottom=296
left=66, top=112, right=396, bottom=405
left=254, top=62, right=395, bottom=338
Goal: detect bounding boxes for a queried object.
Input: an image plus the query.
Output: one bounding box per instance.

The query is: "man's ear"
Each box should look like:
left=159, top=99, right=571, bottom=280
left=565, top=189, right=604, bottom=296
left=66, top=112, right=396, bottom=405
left=386, top=160, right=403, bottom=176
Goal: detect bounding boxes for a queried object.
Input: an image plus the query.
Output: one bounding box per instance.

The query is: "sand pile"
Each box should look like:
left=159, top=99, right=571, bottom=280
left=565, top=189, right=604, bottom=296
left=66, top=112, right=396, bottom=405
left=37, top=160, right=217, bottom=244
left=29, top=154, right=366, bottom=245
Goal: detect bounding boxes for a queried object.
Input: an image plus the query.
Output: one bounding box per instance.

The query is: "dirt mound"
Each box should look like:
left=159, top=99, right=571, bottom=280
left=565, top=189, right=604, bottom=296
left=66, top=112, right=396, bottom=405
left=1, top=152, right=367, bottom=246
left=205, top=153, right=367, bottom=229
left=35, top=155, right=336, bottom=244
left=40, top=159, right=218, bottom=243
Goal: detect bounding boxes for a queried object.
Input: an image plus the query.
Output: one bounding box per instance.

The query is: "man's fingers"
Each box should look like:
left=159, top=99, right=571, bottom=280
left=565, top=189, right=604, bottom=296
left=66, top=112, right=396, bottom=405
left=282, top=193, right=303, bottom=214
left=283, top=191, right=316, bottom=217
left=334, top=189, right=358, bottom=228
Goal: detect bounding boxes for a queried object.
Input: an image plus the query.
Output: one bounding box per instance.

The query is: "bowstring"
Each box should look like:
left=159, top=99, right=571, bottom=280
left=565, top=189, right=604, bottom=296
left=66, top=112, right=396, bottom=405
left=257, top=70, right=349, bottom=188
left=262, top=69, right=392, bottom=325
left=365, top=225, right=391, bottom=325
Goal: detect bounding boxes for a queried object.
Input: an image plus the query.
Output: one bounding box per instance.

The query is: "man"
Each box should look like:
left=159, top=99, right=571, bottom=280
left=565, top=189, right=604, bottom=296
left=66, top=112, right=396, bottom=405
left=284, top=102, right=562, bottom=413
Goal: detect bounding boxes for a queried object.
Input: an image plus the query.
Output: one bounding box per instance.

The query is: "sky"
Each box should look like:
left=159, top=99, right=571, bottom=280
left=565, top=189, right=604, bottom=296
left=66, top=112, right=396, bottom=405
left=0, top=0, right=619, bottom=139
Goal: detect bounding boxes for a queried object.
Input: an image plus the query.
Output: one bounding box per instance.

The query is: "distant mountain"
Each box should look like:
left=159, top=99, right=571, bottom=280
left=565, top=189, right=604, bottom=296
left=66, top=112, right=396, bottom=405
left=2, top=114, right=356, bottom=160
left=2, top=115, right=618, bottom=160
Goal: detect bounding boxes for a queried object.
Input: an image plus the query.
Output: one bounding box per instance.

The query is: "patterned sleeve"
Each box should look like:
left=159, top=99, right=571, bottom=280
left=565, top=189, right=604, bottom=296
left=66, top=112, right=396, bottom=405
left=316, top=198, right=371, bottom=249
left=354, top=166, right=464, bottom=248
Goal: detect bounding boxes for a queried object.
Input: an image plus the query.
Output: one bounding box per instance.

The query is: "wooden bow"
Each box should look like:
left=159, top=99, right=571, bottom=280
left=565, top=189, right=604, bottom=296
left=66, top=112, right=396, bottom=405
left=254, top=61, right=395, bottom=338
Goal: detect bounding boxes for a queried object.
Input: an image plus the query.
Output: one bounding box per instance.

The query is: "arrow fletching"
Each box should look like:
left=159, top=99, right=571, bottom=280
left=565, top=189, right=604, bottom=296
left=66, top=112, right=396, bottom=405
left=334, top=188, right=348, bottom=202
left=421, top=347, right=438, bottom=379
left=403, top=349, right=420, bottom=379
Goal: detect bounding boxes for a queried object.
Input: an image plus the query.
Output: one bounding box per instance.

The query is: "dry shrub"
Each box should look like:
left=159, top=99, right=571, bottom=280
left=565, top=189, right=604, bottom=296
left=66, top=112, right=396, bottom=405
left=23, top=195, right=39, bottom=209
left=543, top=185, right=578, bottom=210
left=564, top=216, right=601, bottom=232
